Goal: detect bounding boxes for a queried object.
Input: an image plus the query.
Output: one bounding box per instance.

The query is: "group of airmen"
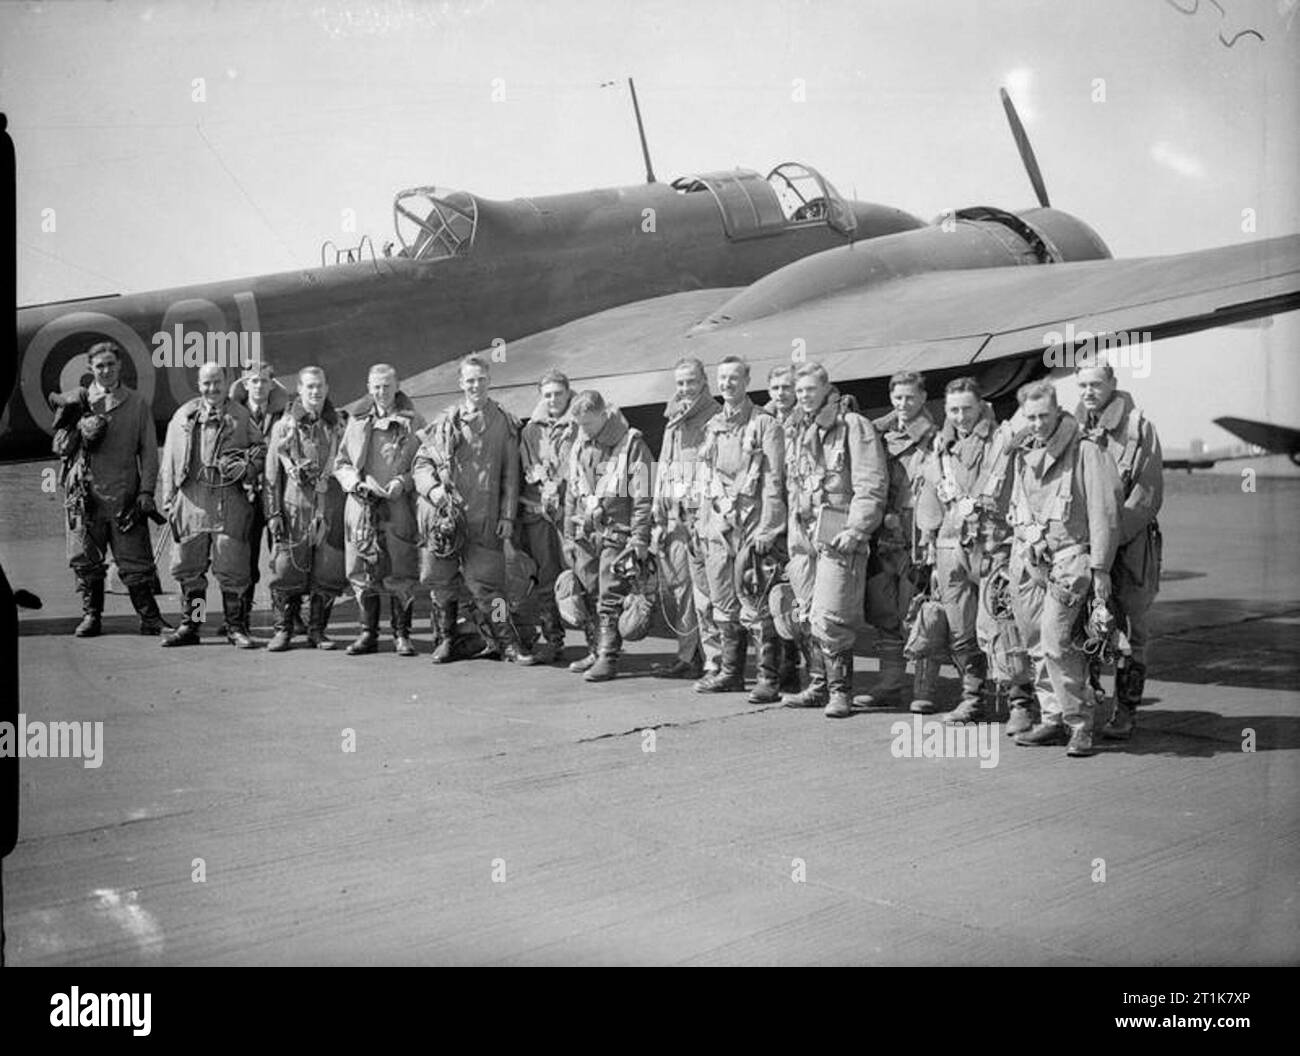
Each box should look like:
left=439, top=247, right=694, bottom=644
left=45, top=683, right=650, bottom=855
left=52, top=338, right=1162, bottom=758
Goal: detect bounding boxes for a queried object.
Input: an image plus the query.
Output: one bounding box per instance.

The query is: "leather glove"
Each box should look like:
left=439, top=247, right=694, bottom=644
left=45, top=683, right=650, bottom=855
left=829, top=529, right=859, bottom=555
left=136, top=492, right=157, bottom=517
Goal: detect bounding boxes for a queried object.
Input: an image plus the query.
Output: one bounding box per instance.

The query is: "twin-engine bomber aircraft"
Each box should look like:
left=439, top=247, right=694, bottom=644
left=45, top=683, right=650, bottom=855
left=406, top=90, right=1300, bottom=444
left=7, top=89, right=1300, bottom=460
left=5, top=142, right=919, bottom=461
left=1162, top=416, right=1300, bottom=471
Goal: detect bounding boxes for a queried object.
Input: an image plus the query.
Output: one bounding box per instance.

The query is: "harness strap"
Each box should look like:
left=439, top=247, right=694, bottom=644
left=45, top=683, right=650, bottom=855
left=1011, top=441, right=1076, bottom=529
left=704, top=416, right=765, bottom=510
left=792, top=412, right=849, bottom=524
left=937, top=446, right=967, bottom=505
left=573, top=427, right=641, bottom=509
left=1116, top=406, right=1144, bottom=491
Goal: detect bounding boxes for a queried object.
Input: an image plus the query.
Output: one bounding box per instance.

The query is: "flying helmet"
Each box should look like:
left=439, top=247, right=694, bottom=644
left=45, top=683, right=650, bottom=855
left=617, top=551, right=659, bottom=642
left=554, top=569, right=588, bottom=629
left=903, top=574, right=949, bottom=661
left=425, top=492, right=467, bottom=560
left=768, top=581, right=799, bottom=641
left=734, top=538, right=787, bottom=612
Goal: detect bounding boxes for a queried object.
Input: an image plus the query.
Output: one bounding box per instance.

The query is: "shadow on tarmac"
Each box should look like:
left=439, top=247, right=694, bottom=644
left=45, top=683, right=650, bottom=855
left=1113, top=710, right=1300, bottom=756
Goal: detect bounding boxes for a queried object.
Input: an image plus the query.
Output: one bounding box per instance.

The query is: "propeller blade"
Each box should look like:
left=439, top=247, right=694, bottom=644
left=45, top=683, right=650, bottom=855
left=1000, top=86, right=1050, bottom=209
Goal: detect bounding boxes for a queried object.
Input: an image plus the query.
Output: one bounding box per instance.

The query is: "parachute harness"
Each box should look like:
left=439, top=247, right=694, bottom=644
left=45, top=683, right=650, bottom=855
left=420, top=414, right=468, bottom=560
left=271, top=418, right=337, bottom=574
left=352, top=492, right=383, bottom=567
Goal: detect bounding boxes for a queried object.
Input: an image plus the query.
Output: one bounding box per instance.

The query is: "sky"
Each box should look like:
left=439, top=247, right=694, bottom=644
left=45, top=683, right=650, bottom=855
left=2, top=0, right=1298, bottom=444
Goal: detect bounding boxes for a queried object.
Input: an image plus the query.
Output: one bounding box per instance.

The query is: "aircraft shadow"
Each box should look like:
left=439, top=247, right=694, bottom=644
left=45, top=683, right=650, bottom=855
left=1146, top=596, right=1300, bottom=691
left=1103, top=710, right=1300, bottom=757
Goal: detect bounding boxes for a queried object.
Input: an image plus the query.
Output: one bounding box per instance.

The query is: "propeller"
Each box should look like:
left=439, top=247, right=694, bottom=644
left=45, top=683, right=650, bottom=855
left=1000, top=86, right=1050, bottom=209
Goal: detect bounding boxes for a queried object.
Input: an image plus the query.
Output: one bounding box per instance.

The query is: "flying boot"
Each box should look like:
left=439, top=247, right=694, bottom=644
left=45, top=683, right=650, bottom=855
left=392, top=597, right=417, bottom=657
left=852, top=640, right=909, bottom=710
left=695, top=621, right=746, bottom=693
left=783, top=641, right=828, bottom=709
left=583, top=614, right=622, bottom=682
left=266, top=591, right=298, bottom=652
left=824, top=649, right=855, bottom=719
left=1102, top=661, right=1142, bottom=740
left=306, top=594, right=337, bottom=650
left=747, top=627, right=783, bottom=704
left=430, top=598, right=459, bottom=664
left=531, top=598, right=568, bottom=665
left=127, top=581, right=171, bottom=636
left=346, top=595, right=381, bottom=655
left=486, top=612, right=535, bottom=665
left=73, top=575, right=104, bottom=637
left=909, top=656, right=944, bottom=714
left=944, top=650, right=988, bottom=724
left=222, top=591, right=259, bottom=649
left=1003, top=681, right=1038, bottom=736
left=569, top=618, right=600, bottom=673
left=1015, top=719, right=1069, bottom=747
left=161, top=588, right=206, bottom=647
left=778, top=637, right=802, bottom=694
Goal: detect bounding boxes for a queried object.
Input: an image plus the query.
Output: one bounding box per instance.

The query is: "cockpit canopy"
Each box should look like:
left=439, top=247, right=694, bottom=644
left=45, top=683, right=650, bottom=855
left=393, top=186, right=479, bottom=261
left=670, top=162, right=857, bottom=240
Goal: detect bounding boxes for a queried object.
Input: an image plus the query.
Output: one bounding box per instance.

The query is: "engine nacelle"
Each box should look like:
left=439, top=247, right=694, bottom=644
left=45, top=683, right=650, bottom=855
left=692, top=206, right=1112, bottom=332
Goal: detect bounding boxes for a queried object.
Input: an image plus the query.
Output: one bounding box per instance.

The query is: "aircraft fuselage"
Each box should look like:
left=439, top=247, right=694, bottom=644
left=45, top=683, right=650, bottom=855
left=6, top=179, right=923, bottom=460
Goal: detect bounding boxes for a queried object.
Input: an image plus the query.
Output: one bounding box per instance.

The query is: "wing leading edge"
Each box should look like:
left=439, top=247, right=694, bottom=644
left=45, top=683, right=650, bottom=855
left=397, top=234, right=1300, bottom=419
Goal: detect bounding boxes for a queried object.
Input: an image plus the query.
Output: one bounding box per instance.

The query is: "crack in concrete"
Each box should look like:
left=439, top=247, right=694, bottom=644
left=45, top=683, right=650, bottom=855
left=20, top=808, right=201, bottom=845
left=573, top=702, right=784, bottom=744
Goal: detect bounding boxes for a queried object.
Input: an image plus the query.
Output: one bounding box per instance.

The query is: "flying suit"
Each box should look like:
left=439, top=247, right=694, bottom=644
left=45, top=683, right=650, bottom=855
left=654, top=390, right=722, bottom=669
left=694, top=397, right=787, bottom=695
left=698, top=398, right=786, bottom=628
left=1007, top=412, right=1121, bottom=738
left=414, top=397, right=520, bottom=614
left=229, top=377, right=289, bottom=615
left=786, top=387, right=888, bottom=653
left=516, top=394, right=580, bottom=656
left=1076, top=389, right=1163, bottom=701
left=865, top=407, right=937, bottom=641
left=334, top=393, right=425, bottom=605
left=565, top=408, right=654, bottom=678
left=566, top=408, right=654, bottom=612
left=915, top=403, right=998, bottom=715
left=159, top=395, right=267, bottom=625
left=264, top=398, right=347, bottom=597
left=54, top=381, right=159, bottom=591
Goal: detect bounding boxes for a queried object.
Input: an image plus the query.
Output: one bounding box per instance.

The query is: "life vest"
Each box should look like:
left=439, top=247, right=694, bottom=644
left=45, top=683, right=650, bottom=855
left=699, top=405, right=768, bottom=532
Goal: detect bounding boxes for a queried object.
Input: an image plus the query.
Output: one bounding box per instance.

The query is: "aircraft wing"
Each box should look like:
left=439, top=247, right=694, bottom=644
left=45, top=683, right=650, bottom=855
left=400, top=288, right=741, bottom=421
left=1162, top=447, right=1239, bottom=471
left=399, top=235, right=1300, bottom=418
left=1213, top=416, right=1300, bottom=461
